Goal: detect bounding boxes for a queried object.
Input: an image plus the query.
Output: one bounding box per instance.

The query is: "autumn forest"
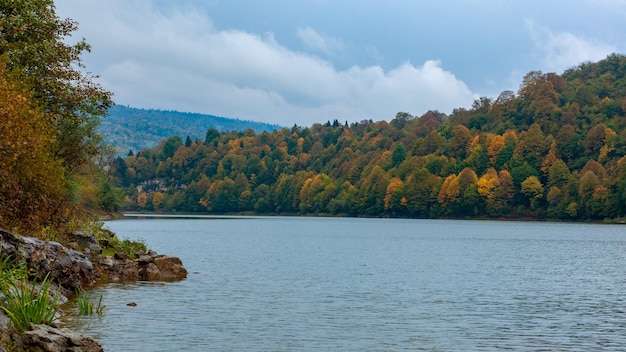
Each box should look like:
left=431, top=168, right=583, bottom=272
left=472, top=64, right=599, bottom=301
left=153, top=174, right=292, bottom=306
left=104, top=54, right=626, bottom=221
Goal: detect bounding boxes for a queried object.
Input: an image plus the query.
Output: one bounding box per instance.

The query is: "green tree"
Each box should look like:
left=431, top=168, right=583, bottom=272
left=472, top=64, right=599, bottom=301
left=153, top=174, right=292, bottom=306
left=615, top=156, right=626, bottom=216
left=404, top=168, right=441, bottom=217
left=202, top=177, right=237, bottom=213
left=546, top=186, right=566, bottom=218
left=205, top=128, right=221, bottom=146
left=0, top=0, right=113, bottom=171
left=326, top=181, right=356, bottom=215
left=162, top=136, right=183, bottom=159
left=355, top=166, right=389, bottom=215
left=584, top=123, right=607, bottom=154
left=391, top=143, right=407, bottom=167
left=545, top=159, right=570, bottom=190
left=98, top=182, right=126, bottom=212
left=491, top=170, right=515, bottom=216
left=414, top=130, right=446, bottom=156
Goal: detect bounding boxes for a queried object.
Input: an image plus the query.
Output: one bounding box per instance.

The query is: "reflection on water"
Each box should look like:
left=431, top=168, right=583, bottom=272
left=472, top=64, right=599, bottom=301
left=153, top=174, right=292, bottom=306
left=68, top=218, right=626, bottom=351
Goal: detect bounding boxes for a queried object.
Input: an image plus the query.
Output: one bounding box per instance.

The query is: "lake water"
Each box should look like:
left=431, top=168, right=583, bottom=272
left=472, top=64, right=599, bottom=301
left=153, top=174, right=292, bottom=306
left=69, top=217, right=626, bottom=351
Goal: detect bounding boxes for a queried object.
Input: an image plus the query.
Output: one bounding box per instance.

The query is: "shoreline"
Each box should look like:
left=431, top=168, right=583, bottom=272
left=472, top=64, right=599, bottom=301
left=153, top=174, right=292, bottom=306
left=0, top=227, right=187, bottom=351
left=118, top=211, right=626, bottom=225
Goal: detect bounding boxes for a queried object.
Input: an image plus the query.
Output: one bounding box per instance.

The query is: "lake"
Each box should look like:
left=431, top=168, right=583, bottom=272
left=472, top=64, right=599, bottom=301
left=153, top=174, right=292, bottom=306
left=69, top=217, right=626, bottom=351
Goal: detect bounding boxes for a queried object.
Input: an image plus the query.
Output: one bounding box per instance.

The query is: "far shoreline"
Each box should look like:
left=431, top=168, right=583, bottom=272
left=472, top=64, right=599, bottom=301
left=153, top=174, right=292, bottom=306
left=116, top=212, right=626, bottom=225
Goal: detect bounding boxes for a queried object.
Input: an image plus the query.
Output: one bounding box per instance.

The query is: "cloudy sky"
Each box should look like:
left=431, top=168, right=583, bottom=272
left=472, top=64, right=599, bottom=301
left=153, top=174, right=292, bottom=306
left=55, top=0, right=625, bottom=127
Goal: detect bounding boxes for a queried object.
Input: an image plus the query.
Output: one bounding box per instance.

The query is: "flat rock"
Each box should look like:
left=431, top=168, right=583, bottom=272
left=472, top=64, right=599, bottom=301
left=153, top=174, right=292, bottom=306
left=0, top=229, right=97, bottom=291
left=153, top=256, right=188, bottom=281
left=67, top=231, right=102, bottom=256
left=19, top=324, right=103, bottom=352
left=139, top=262, right=161, bottom=281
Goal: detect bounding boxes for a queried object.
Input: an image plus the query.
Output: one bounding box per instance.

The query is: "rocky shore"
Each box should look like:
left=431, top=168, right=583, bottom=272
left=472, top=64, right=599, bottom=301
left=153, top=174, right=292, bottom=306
left=0, top=227, right=187, bottom=351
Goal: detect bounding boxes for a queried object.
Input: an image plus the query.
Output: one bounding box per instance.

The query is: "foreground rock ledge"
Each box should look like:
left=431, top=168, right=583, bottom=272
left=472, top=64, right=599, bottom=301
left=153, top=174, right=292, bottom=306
left=13, top=324, right=104, bottom=352
left=0, top=228, right=188, bottom=351
left=0, top=228, right=188, bottom=288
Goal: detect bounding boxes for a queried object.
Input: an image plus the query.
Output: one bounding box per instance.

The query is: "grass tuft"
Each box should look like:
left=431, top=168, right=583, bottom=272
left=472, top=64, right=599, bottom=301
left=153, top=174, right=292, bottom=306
left=76, top=289, right=106, bottom=316
left=106, top=235, right=147, bottom=258
left=0, top=273, right=61, bottom=332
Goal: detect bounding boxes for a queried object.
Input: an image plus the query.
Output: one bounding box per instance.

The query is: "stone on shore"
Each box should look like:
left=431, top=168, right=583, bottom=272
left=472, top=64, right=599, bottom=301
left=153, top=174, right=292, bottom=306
left=67, top=231, right=102, bottom=257
left=96, top=252, right=187, bottom=282
left=0, top=229, right=98, bottom=292
left=0, top=228, right=187, bottom=286
left=17, top=324, right=103, bottom=352
left=96, top=256, right=139, bottom=282
left=151, top=255, right=188, bottom=281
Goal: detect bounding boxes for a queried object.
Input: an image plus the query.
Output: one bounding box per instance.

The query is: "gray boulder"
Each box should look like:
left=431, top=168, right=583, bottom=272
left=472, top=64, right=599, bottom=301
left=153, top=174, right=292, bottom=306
left=18, top=324, right=103, bottom=352
left=0, top=229, right=98, bottom=291
left=67, top=231, right=102, bottom=256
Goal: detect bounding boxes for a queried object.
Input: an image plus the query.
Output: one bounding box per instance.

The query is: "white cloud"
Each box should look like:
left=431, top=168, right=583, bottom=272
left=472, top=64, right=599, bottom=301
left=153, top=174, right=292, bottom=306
left=526, top=20, right=616, bottom=72
left=56, top=0, right=477, bottom=126
left=296, top=27, right=344, bottom=55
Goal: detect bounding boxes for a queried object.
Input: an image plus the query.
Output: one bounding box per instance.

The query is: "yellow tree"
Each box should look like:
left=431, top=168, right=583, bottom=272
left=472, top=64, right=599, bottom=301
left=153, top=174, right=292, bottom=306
left=438, top=168, right=479, bottom=215
left=598, top=125, right=616, bottom=164
left=478, top=168, right=515, bottom=216
left=477, top=168, right=499, bottom=199
left=0, top=0, right=113, bottom=171
left=541, top=141, right=559, bottom=175
left=137, top=192, right=148, bottom=208
left=438, top=175, right=459, bottom=205
left=384, top=177, right=405, bottom=213
left=521, top=176, right=544, bottom=210
left=299, top=173, right=335, bottom=213
left=152, top=192, right=165, bottom=210
left=0, top=62, right=68, bottom=232
left=487, top=135, right=506, bottom=166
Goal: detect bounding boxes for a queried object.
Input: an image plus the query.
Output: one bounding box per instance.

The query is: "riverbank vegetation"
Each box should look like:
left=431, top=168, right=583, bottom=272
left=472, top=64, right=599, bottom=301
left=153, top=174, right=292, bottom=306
left=1, top=271, right=61, bottom=333
left=0, top=3, right=190, bottom=349
left=109, top=54, right=626, bottom=221
left=0, top=0, right=113, bottom=235
left=0, top=0, right=116, bottom=346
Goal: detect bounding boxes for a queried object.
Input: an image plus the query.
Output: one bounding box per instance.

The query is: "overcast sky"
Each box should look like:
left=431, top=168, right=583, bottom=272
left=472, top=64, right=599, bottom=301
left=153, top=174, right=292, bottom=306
left=55, top=0, right=625, bottom=127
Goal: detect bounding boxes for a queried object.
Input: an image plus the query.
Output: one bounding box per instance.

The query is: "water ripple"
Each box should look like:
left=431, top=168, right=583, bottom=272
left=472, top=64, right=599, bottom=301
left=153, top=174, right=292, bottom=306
left=68, top=218, right=626, bottom=351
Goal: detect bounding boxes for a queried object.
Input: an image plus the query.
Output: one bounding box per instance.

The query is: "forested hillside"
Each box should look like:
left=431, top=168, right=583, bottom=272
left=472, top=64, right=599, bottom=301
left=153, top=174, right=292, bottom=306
left=100, top=105, right=282, bottom=154
left=108, top=54, right=626, bottom=221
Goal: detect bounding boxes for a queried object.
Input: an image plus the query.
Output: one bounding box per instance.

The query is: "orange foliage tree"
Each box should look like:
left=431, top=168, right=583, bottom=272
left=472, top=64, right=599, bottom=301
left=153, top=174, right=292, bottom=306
left=0, top=63, right=69, bottom=232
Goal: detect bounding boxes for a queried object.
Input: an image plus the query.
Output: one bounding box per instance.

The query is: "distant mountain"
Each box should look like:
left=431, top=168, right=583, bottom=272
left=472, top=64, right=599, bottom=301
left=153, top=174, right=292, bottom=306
left=99, top=105, right=282, bottom=154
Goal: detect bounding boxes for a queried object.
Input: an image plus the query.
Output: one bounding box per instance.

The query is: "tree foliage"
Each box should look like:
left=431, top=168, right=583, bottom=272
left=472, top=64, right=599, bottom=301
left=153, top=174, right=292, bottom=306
left=0, top=0, right=113, bottom=171
left=0, top=61, right=68, bottom=231
left=0, top=0, right=114, bottom=233
left=109, top=54, right=626, bottom=221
